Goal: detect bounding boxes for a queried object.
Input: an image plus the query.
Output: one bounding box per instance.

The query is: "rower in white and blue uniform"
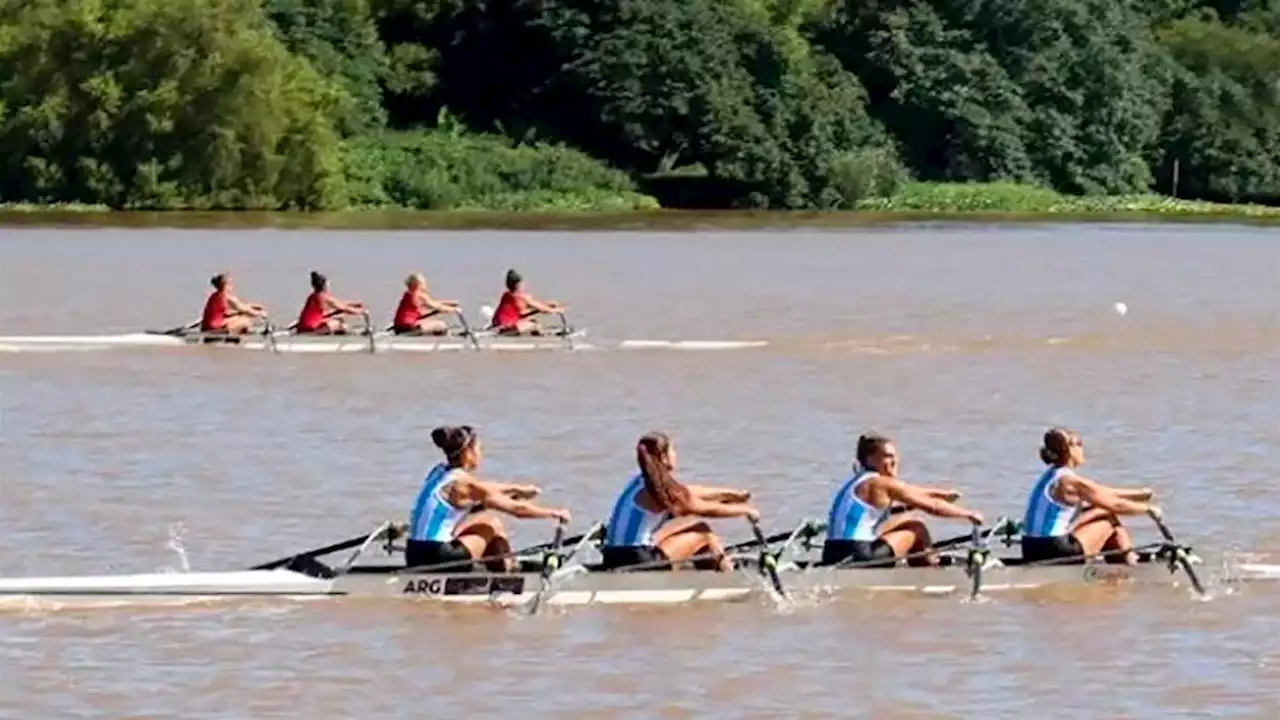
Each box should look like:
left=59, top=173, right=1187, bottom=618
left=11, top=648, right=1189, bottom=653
left=404, top=425, right=571, bottom=573
left=1019, top=427, right=1160, bottom=566
left=821, top=433, right=984, bottom=568
left=599, top=431, right=759, bottom=572
left=600, top=472, right=673, bottom=570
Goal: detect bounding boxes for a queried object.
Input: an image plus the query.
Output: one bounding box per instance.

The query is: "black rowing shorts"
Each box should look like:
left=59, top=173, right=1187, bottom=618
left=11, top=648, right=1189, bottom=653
left=600, top=545, right=669, bottom=571
left=405, top=539, right=474, bottom=572
left=1020, top=534, right=1084, bottom=563
left=821, top=539, right=897, bottom=568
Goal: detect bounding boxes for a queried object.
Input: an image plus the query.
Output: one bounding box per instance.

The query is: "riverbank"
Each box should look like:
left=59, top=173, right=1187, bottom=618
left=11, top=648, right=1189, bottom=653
left=2, top=182, right=1278, bottom=230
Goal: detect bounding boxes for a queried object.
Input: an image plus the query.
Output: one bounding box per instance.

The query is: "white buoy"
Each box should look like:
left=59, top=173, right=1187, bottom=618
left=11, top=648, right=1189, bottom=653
left=1114, top=302, right=1128, bottom=316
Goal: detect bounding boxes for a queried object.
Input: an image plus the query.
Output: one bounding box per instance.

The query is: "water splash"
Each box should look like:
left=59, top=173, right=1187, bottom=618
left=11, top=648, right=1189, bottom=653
left=165, top=522, right=191, bottom=573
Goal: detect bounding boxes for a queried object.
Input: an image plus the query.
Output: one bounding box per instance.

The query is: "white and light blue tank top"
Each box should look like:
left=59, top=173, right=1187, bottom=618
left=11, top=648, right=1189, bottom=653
left=604, top=474, right=672, bottom=548
left=408, top=463, right=470, bottom=543
left=827, top=470, right=891, bottom=542
left=1022, top=466, right=1080, bottom=538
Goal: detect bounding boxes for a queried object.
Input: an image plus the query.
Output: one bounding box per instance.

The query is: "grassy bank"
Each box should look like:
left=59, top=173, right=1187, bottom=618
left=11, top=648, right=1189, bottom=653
left=4, top=181, right=1280, bottom=228
left=855, top=182, right=1280, bottom=218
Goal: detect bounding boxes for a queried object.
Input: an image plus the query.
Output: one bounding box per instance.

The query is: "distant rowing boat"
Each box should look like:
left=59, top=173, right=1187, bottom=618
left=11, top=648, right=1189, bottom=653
left=0, top=520, right=1269, bottom=607
left=0, top=329, right=769, bottom=353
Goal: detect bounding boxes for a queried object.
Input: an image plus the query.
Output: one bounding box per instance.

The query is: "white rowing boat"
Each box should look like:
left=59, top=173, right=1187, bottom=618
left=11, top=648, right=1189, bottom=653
left=0, top=522, right=1270, bottom=607
left=0, top=330, right=769, bottom=353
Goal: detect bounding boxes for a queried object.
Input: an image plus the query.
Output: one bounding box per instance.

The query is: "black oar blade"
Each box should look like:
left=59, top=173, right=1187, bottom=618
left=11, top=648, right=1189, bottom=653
left=1148, top=511, right=1207, bottom=597
left=750, top=520, right=790, bottom=602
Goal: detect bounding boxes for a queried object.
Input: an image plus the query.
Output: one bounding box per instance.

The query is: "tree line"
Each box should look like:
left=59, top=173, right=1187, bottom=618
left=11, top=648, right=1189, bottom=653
left=0, top=0, right=1276, bottom=210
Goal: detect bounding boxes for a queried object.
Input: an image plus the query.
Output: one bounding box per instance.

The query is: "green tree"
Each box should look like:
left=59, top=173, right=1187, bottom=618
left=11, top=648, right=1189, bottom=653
left=1153, top=19, right=1280, bottom=203
left=819, top=0, right=1169, bottom=194
left=264, top=0, right=390, bottom=135
left=383, top=0, right=900, bottom=208
left=0, top=0, right=347, bottom=209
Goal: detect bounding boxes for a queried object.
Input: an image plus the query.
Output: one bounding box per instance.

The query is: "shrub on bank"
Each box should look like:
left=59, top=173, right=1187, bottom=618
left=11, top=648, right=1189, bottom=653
left=342, top=130, right=658, bottom=211
left=856, top=182, right=1280, bottom=217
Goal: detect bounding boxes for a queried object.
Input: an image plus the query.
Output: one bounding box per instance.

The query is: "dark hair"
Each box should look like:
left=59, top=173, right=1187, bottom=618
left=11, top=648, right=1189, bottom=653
left=637, top=431, right=691, bottom=513
left=505, top=269, right=522, bottom=291
left=309, top=270, right=327, bottom=292
left=855, top=433, right=893, bottom=469
left=210, top=273, right=228, bottom=290
left=432, top=425, right=476, bottom=466
left=1039, top=427, right=1079, bottom=466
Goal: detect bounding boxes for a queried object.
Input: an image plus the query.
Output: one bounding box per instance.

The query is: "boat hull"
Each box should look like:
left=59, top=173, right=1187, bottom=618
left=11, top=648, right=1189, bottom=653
left=0, top=557, right=1244, bottom=607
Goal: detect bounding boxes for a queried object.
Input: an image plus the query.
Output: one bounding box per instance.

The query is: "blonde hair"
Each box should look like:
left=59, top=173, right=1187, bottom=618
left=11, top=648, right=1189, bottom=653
left=405, top=272, right=425, bottom=289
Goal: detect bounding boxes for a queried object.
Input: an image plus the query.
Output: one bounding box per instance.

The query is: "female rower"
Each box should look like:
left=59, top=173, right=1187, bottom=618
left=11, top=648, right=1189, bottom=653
left=600, top=431, right=759, bottom=572
left=392, top=272, right=461, bottom=335
left=200, top=272, right=267, bottom=334
left=1021, top=427, right=1159, bottom=566
left=490, top=269, right=566, bottom=335
left=823, top=433, right=984, bottom=568
left=406, top=425, right=571, bottom=573
left=295, top=271, right=366, bottom=334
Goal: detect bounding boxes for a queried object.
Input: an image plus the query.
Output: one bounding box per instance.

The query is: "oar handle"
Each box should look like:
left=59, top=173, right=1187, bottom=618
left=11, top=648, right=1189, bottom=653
left=1146, top=507, right=1172, bottom=537
left=539, top=521, right=569, bottom=579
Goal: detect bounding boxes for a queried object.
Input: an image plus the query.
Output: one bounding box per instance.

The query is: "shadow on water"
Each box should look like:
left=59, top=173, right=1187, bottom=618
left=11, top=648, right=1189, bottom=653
left=3, top=209, right=1280, bottom=231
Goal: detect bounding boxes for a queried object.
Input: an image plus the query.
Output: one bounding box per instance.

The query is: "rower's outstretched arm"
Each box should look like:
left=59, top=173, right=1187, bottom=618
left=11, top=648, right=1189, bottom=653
left=672, top=495, right=757, bottom=520
left=885, top=480, right=982, bottom=523
left=423, top=296, right=460, bottom=313
left=685, top=484, right=751, bottom=503
left=1108, top=486, right=1154, bottom=501
left=1074, top=478, right=1152, bottom=516
left=525, top=295, right=563, bottom=313
left=226, top=295, right=266, bottom=317
left=920, top=486, right=962, bottom=502
left=474, top=478, right=539, bottom=500
left=473, top=483, right=567, bottom=521
left=336, top=298, right=366, bottom=314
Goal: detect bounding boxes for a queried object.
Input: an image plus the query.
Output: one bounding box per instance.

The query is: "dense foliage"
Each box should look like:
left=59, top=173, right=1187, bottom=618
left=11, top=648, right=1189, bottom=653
left=1, top=0, right=1278, bottom=209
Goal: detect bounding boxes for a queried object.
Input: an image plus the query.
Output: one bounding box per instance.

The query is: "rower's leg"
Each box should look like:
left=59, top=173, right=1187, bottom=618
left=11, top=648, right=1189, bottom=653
left=417, top=318, right=449, bottom=336
left=878, top=514, right=937, bottom=566
left=655, top=519, right=731, bottom=571
left=225, top=316, right=256, bottom=334
left=452, top=513, right=514, bottom=572
left=1072, top=508, right=1135, bottom=565
left=515, top=319, right=543, bottom=336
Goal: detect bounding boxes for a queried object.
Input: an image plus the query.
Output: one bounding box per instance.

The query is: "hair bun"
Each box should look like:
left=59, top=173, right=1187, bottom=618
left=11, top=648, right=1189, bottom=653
left=431, top=426, right=452, bottom=450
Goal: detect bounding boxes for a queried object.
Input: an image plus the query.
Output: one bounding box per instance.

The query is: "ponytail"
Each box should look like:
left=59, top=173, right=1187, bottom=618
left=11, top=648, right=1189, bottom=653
left=636, top=432, right=691, bottom=513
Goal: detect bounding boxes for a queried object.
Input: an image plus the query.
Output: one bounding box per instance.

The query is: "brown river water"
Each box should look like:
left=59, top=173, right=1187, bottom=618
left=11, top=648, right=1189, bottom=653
left=2, top=220, right=1280, bottom=717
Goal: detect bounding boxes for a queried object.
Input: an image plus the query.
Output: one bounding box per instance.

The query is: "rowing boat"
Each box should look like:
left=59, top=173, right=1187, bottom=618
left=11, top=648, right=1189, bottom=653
left=0, top=330, right=769, bottom=353
left=0, top=522, right=1272, bottom=607
left=174, top=327, right=590, bottom=353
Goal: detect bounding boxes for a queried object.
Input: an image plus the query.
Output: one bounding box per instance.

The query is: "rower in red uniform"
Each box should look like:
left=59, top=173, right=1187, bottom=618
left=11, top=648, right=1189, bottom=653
left=392, top=272, right=462, bottom=335
left=200, top=273, right=267, bottom=334
left=295, top=271, right=366, bottom=334
left=489, top=269, right=566, bottom=335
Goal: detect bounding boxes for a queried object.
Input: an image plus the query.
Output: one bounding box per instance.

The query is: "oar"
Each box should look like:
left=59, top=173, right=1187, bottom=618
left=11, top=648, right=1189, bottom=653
left=749, top=518, right=791, bottom=601
left=455, top=310, right=482, bottom=351
left=1147, top=508, right=1207, bottom=596
left=147, top=319, right=201, bottom=336
left=261, top=315, right=280, bottom=354
left=250, top=523, right=404, bottom=571
left=964, top=520, right=989, bottom=600
left=524, top=521, right=568, bottom=615
left=361, top=310, right=376, bottom=354
left=724, top=520, right=826, bottom=555
left=557, top=311, right=575, bottom=350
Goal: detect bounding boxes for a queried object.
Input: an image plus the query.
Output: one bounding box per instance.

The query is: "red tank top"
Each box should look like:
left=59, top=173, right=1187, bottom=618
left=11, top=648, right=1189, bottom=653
left=297, top=291, right=327, bottom=331
left=393, top=290, right=421, bottom=328
left=493, top=290, right=523, bottom=328
left=201, top=290, right=227, bottom=331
